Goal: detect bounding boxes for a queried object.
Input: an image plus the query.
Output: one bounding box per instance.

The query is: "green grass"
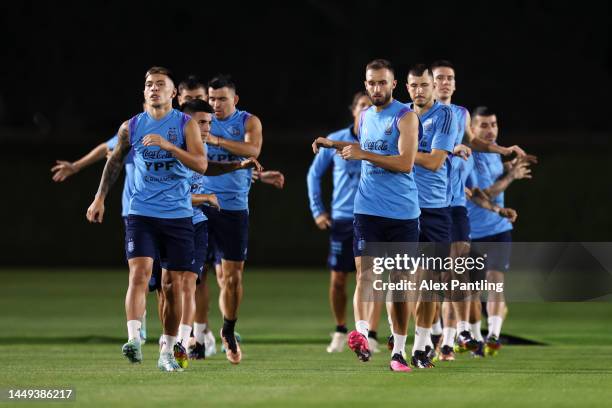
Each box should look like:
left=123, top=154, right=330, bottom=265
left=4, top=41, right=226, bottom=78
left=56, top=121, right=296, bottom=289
left=1, top=269, right=611, bottom=407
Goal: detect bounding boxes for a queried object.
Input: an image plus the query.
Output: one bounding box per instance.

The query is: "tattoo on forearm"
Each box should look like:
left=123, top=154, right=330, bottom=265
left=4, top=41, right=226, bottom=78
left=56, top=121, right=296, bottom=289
left=97, top=125, right=129, bottom=197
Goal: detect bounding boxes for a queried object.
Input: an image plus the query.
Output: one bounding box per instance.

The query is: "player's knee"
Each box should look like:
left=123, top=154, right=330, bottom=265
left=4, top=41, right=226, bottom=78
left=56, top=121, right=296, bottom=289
left=224, top=270, right=242, bottom=290
left=129, top=268, right=150, bottom=288
left=331, top=272, right=347, bottom=291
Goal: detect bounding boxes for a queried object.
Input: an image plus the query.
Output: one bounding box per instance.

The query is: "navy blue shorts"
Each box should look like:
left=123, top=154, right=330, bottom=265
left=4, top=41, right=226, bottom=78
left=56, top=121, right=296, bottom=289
left=353, top=213, right=419, bottom=257
left=419, top=207, right=452, bottom=243
left=125, top=215, right=195, bottom=272
left=191, top=220, right=208, bottom=279
left=203, top=207, right=249, bottom=264
left=124, top=217, right=162, bottom=292
left=471, top=230, right=512, bottom=272
left=327, top=219, right=356, bottom=272
left=450, top=206, right=471, bottom=243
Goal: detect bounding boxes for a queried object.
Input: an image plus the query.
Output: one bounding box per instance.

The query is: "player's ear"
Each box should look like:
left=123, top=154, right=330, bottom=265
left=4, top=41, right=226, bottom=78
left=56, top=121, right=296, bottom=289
left=234, top=94, right=239, bottom=106
left=171, top=87, right=177, bottom=99
left=392, top=79, right=397, bottom=90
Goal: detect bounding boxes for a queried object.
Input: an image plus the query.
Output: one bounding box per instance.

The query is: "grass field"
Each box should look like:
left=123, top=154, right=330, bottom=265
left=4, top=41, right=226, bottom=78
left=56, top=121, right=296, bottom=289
left=1, top=269, right=611, bottom=407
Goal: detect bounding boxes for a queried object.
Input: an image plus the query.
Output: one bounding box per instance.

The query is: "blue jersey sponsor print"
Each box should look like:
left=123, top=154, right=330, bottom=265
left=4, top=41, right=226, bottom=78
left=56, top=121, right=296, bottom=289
left=128, top=109, right=193, bottom=219
left=307, top=125, right=361, bottom=220
left=202, top=109, right=253, bottom=211
left=408, top=101, right=457, bottom=208
left=465, top=152, right=513, bottom=239
left=353, top=100, right=421, bottom=220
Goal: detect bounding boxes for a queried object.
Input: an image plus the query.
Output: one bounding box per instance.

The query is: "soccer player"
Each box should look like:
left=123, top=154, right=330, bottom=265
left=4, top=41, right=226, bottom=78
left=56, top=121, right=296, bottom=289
left=314, top=59, right=421, bottom=372
left=430, top=59, right=529, bottom=360
left=201, top=74, right=263, bottom=364
left=86, top=66, right=207, bottom=372
left=177, top=75, right=208, bottom=105
left=465, top=106, right=533, bottom=356
left=405, top=64, right=457, bottom=368
left=172, top=99, right=263, bottom=364
left=308, top=91, right=386, bottom=354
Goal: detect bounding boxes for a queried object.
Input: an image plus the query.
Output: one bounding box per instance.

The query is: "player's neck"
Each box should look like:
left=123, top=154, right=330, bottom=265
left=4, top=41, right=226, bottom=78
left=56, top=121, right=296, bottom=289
left=413, top=99, right=435, bottom=116
left=374, top=98, right=394, bottom=112
left=437, top=96, right=451, bottom=106
left=147, top=103, right=172, bottom=120
left=216, top=108, right=237, bottom=121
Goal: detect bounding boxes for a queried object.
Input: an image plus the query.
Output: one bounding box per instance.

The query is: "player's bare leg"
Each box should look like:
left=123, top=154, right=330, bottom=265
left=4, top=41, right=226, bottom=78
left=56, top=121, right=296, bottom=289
left=368, top=299, right=384, bottom=352
left=327, top=271, right=348, bottom=352
left=122, top=257, right=153, bottom=363
left=450, top=241, right=478, bottom=353
left=219, top=259, right=243, bottom=364
left=348, top=256, right=374, bottom=362
left=485, top=269, right=505, bottom=356
left=192, top=270, right=216, bottom=358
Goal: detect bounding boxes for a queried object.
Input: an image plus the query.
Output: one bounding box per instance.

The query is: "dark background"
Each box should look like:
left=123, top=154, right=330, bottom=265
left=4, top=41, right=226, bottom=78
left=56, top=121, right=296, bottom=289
left=1, top=1, right=610, bottom=266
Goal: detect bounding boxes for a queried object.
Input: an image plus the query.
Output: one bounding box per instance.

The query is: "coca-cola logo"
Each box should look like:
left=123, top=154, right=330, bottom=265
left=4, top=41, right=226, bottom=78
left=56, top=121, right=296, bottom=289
left=142, top=149, right=173, bottom=159
left=362, top=139, right=389, bottom=151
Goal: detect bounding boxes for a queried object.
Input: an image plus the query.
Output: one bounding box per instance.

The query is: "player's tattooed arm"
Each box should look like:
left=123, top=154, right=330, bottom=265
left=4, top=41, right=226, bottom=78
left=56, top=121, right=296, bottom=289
left=205, top=157, right=263, bottom=176
left=340, top=111, right=418, bottom=173
left=86, top=121, right=130, bottom=223
left=97, top=122, right=130, bottom=199
left=209, top=115, right=263, bottom=158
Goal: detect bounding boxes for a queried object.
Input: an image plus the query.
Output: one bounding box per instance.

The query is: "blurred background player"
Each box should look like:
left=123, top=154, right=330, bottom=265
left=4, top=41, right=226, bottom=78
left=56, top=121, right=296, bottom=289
left=465, top=106, right=534, bottom=357
left=177, top=75, right=207, bottom=105
left=86, top=67, right=207, bottom=372
left=307, top=91, right=384, bottom=354
left=405, top=64, right=457, bottom=368
left=201, top=74, right=263, bottom=364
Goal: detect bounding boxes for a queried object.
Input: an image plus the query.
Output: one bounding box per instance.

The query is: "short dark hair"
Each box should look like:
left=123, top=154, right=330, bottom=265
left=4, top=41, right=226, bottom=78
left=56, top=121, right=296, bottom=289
left=349, top=91, right=369, bottom=111
left=180, top=99, right=214, bottom=115
left=407, top=64, right=432, bottom=79
left=472, top=106, right=496, bottom=118
left=178, top=75, right=206, bottom=94
left=430, top=60, right=455, bottom=72
left=208, top=74, right=236, bottom=91
left=144, top=66, right=175, bottom=84
left=365, top=59, right=394, bottom=76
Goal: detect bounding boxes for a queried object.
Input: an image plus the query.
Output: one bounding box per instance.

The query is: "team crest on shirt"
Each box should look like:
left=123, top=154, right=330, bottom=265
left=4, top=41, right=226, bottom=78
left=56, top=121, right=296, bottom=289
left=384, top=119, right=393, bottom=135
left=227, top=126, right=241, bottom=136
left=422, top=118, right=434, bottom=133
left=167, top=127, right=178, bottom=144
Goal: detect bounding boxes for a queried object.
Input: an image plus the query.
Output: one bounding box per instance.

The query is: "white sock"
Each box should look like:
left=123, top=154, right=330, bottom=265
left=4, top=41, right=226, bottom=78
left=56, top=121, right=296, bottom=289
left=355, top=320, right=369, bottom=337
left=471, top=321, right=484, bottom=342
left=392, top=334, right=407, bottom=356
left=160, top=335, right=177, bottom=354
left=488, top=316, right=503, bottom=337
left=412, top=326, right=431, bottom=354
left=431, top=319, right=443, bottom=335
left=194, top=322, right=208, bottom=344
left=177, top=324, right=192, bottom=345
left=140, top=309, right=146, bottom=322
left=457, top=320, right=470, bottom=334
left=442, top=327, right=456, bottom=347
left=127, top=320, right=141, bottom=343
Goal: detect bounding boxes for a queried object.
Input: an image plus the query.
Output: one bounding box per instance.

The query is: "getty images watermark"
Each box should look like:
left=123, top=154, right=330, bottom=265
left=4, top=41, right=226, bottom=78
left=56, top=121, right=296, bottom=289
left=371, top=253, right=504, bottom=294
left=357, top=242, right=612, bottom=302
